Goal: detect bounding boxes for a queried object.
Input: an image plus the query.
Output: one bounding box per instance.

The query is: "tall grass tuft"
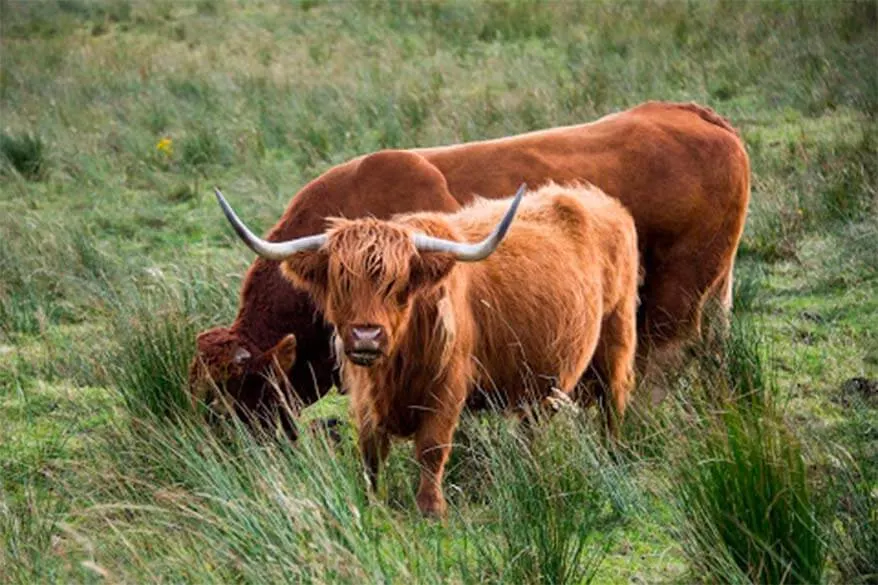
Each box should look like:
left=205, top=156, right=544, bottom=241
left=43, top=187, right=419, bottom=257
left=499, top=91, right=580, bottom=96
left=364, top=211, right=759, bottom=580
left=723, top=316, right=774, bottom=410
left=459, top=414, right=633, bottom=584
left=673, top=409, right=826, bottom=584
left=180, top=125, right=232, bottom=170
left=106, top=272, right=235, bottom=420
left=0, top=288, right=53, bottom=338
left=108, top=302, right=199, bottom=418
left=0, top=486, right=67, bottom=584
left=829, top=444, right=878, bottom=584
left=687, top=308, right=775, bottom=416
left=668, top=315, right=826, bottom=584
left=0, top=132, right=46, bottom=181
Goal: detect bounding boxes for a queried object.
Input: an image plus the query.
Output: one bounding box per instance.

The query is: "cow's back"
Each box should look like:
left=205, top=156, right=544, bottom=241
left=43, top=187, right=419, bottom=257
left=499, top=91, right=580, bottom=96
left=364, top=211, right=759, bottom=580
left=441, top=185, right=637, bottom=403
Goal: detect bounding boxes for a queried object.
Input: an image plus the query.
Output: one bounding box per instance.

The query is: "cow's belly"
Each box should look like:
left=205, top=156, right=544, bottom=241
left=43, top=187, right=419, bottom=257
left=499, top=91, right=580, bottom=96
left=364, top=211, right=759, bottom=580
left=468, top=357, right=571, bottom=408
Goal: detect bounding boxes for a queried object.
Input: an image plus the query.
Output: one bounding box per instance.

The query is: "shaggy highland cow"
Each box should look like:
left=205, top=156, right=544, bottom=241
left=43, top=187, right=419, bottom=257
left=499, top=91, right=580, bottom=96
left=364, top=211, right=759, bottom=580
left=214, top=182, right=640, bottom=517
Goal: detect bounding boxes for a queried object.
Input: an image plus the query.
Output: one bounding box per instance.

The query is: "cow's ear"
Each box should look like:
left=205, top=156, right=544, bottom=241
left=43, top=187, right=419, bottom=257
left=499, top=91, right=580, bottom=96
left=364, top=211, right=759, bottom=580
left=409, top=252, right=455, bottom=294
left=196, top=326, right=233, bottom=352
left=267, top=334, right=297, bottom=374
left=405, top=218, right=457, bottom=293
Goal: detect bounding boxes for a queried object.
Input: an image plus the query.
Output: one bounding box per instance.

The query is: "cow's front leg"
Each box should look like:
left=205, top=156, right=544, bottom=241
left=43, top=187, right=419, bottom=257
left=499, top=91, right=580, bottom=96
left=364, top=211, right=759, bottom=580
left=359, top=422, right=389, bottom=492
left=413, top=388, right=466, bottom=518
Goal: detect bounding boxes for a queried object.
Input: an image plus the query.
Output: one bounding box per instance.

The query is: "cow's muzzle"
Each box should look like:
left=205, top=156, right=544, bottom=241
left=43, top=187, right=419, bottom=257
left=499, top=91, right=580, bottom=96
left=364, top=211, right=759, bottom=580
left=346, top=325, right=386, bottom=366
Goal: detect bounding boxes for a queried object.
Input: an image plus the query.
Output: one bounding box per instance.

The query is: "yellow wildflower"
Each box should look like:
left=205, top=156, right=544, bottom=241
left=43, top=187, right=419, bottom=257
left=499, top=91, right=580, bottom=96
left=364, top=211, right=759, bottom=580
left=156, top=137, right=173, bottom=156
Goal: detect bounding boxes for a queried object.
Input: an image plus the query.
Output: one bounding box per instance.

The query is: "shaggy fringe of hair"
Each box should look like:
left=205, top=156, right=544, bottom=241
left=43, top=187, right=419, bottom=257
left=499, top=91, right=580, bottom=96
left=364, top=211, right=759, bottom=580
left=326, top=218, right=416, bottom=305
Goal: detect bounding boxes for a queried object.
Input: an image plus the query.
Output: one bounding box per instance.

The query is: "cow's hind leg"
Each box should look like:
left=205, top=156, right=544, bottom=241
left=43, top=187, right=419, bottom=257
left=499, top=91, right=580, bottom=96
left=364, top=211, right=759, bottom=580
left=712, top=262, right=735, bottom=316
left=638, top=242, right=736, bottom=402
left=700, top=263, right=735, bottom=354
left=589, top=299, right=637, bottom=438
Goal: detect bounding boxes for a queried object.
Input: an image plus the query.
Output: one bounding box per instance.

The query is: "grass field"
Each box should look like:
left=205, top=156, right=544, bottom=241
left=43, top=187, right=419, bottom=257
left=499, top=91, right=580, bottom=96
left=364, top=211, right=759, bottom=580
left=1, top=1, right=877, bottom=582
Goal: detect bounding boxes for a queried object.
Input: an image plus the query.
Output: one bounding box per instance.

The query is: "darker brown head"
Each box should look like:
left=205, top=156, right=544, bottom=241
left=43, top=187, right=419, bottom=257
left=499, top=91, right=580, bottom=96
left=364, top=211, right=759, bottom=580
left=188, top=326, right=297, bottom=409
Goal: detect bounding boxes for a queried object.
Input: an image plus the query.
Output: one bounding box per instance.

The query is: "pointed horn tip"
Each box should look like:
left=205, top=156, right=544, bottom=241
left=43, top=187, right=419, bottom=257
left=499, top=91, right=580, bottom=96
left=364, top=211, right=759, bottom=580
left=502, top=183, right=526, bottom=223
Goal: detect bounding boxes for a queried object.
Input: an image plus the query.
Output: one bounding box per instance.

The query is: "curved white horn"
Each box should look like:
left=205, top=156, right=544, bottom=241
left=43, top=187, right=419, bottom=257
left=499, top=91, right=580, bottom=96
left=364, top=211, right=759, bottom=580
left=214, top=188, right=327, bottom=261
left=412, top=183, right=526, bottom=262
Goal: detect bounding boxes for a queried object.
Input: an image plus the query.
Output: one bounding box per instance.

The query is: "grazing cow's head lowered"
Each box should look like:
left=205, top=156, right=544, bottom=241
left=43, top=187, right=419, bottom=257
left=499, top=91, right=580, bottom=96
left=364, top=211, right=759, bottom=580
left=187, top=328, right=297, bottom=407
left=214, top=185, right=525, bottom=368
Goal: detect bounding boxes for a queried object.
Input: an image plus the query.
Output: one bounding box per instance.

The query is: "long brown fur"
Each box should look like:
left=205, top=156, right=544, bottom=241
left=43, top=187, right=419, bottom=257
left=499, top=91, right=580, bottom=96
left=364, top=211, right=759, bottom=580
left=190, top=101, right=750, bottom=435
left=284, top=183, right=639, bottom=517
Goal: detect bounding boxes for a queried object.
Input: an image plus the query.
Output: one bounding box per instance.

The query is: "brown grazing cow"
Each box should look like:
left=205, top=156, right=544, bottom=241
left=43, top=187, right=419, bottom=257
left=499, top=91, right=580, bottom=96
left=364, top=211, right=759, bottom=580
left=189, top=101, right=749, bottom=434
left=213, top=181, right=640, bottom=517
